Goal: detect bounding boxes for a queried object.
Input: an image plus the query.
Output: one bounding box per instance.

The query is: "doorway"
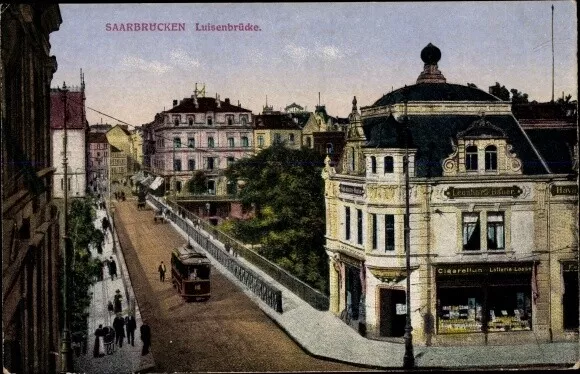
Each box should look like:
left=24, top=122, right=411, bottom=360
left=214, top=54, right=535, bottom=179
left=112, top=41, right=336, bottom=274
left=379, top=288, right=406, bottom=337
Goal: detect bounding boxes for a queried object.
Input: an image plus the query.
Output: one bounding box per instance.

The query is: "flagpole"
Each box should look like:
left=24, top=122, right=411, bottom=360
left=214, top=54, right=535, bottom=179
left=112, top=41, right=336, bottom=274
left=551, top=4, right=555, bottom=102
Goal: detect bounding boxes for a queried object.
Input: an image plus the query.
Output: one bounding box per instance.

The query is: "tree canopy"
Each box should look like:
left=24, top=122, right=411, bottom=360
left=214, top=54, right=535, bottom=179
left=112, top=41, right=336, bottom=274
left=186, top=170, right=208, bottom=195
left=224, top=144, right=328, bottom=292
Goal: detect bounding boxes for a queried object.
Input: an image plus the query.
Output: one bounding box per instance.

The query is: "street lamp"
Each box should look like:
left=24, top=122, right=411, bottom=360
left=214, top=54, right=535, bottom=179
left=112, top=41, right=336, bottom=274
left=402, top=99, right=415, bottom=369
left=59, top=82, right=73, bottom=372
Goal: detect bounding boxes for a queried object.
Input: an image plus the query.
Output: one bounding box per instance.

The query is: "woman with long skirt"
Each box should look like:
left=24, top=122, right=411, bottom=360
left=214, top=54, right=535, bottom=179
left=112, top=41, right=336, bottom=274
left=93, top=324, right=105, bottom=357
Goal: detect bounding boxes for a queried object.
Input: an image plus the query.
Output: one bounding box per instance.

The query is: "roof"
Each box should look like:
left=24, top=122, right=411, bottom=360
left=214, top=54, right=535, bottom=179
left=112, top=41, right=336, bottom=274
left=363, top=114, right=415, bottom=149
left=254, top=113, right=302, bottom=130
left=288, top=112, right=311, bottom=128
left=164, top=97, right=252, bottom=114
left=108, top=124, right=131, bottom=136
left=362, top=114, right=551, bottom=177
left=512, top=102, right=577, bottom=122
left=173, top=244, right=211, bottom=265
left=50, top=91, right=86, bottom=129
left=371, top=83, right=501, bottom=107
left=524, top=127, right=577, bottom=174
left=88, top=132, right=108, bottom=143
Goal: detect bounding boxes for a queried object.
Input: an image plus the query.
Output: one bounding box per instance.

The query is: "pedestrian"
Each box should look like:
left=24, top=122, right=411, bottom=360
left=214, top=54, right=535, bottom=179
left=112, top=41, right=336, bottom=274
left=101, top=216, right=110, bottom=233
left=110, top=257, right=117, bottom=280
left=93, top=324, right=105, bottom=357
left=114, top=289, right=122, bottom=314
left=95, top=259, right=104, bottom=281
left=107, top=301, right=114, bottom=314
left=113, top=314, right=125, bottom=348
left=158, top=261, right=166, bottom=282
left=125, top=313, right=137, bottom=347
left=140, top=320, right=151, bottom=356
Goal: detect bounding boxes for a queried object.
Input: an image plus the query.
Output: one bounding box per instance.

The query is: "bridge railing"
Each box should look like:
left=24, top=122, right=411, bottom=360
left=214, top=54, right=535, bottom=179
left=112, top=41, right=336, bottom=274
left=152, top=196, right=329, bottom=311
left=148, top=195, right=283, bottom=313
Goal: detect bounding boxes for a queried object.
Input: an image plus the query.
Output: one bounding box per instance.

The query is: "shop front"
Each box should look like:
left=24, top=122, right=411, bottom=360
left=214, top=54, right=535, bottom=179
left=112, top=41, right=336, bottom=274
left=436, top=262, right=534, bottom=335
left=562, top=261, right=579, bottom=331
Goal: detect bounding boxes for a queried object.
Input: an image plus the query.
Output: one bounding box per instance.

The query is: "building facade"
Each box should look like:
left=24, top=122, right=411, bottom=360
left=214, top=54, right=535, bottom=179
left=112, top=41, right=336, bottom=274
left=106, top=125, right=134, bottom=196
left=323, top=44, right=578, bottom=346
left=149, top=91, right=254, bottom=196
left=50, top=84, right=88, bottom=198
left=301, top=104, right=348, bottom=165
left=87, top=132, right=110, bottom=195
left=1, top=4, right=63, bottom=372
left=253, top=111, right=303, bottom=151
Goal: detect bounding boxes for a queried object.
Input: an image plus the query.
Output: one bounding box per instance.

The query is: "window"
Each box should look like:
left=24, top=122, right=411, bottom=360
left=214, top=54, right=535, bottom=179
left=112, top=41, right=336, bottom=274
left=176, top=181, right=182, bottom=193
left=97, top=152, right=100, bottom=157
left=227, top=117, right=233, bottom=126
left=188, top=159, right=195, bottom=171
left=173, top=159, right=182, bottom=171
left=385, top=214, right=395, bottom=251
left=241, top=136, right=249, bottom=147
left=462, top=213, right=480, bottom=250
left=371, top=213, right=377, bottom=249
left=485, top=145, right=497, bottom=171
left=384, top=156, right=394, bottom=173
left=227, top=157, right=235, bottom=167
left=208, top=137, right=215, bottom=148
left=207, top=157, right=215, bottom=170
left=466, top=145, right=478, bottom=171
left=371, top=156, right=377, bottom=173
left=207, top=116, right=213, bottom=126
left=173, top=137, right=181, bottom=148
left=357, top=209, right=363, bottom=245
left=274, top=133, right=282, bottom=143
left=326, top=142, right=334, bottom=155
left=173, top=116, right=181, bottom=126
left=188, top=116, right=194, bottom=126
left=289, top=133, right=295, bottom=143
left=487, top=212, right=504, bottom=250
left=345, top=206, right=351, bottom=240
left=241, top=116, right=248, bottom=126
left=257, top=135, right=264, bottom=148
left=187, top=137, right=195, bottom=148
left=350, top=148, right=355, bottom=172
left=228, top=137, right=235, bottom=147
left=306, top=137, right=312, bottom=148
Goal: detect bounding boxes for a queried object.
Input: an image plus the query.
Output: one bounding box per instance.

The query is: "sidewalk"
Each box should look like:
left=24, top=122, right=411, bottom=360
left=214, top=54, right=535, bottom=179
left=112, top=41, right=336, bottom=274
left=159, top=198, right=579, bottom=370
left=74, top=202, right=155, bottom=373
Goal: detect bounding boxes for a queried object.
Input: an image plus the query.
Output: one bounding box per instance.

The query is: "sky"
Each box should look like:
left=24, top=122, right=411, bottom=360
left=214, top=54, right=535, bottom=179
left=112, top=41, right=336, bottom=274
left=50, top=2, right=578, bottom=128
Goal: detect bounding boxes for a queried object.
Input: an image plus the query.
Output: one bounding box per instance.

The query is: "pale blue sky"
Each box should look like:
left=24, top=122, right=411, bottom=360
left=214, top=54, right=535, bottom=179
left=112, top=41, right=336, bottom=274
left=51, top=2, right=578, bottom=127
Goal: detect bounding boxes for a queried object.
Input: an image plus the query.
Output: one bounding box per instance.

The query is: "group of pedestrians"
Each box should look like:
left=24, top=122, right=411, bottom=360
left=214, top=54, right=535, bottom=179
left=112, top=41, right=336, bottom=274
left=93, top=314, right=151, bottom=357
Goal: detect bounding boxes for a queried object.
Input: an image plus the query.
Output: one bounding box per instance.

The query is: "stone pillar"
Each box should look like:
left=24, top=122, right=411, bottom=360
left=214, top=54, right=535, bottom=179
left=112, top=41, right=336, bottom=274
left=328, top=257, right=341, bottom=314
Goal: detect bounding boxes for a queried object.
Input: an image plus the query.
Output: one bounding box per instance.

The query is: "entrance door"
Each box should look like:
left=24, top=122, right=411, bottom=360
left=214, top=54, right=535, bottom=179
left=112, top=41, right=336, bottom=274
left=379, top=288, right=406, bottom=337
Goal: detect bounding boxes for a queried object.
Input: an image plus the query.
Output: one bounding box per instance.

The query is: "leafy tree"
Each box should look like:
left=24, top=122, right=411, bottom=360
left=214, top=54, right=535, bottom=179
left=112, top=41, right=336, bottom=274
left=467, top=83, right=478, bottom=88
left=186, top=170, right=208, bottom=195
left=510, top=88, right=529, bottom=104
left=224, top=144, right=328, bottom=292
left=489, top=82, right=510, bottom=101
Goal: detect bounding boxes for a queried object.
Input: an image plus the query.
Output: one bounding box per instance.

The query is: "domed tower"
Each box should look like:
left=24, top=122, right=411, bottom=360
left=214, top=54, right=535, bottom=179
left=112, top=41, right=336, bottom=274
left=416, top=43, right=446, bottom=84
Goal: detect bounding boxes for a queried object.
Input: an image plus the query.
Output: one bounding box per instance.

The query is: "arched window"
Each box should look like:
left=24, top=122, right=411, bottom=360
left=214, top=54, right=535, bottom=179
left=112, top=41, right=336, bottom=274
left=485, top=145, right=497, bottom=171
left=370, top=156, right=377, bottom=173
left=326, top=142, right=334, bottom=155
left=466, top=145, right=478, bottom=171
left=384, top=156, right=394, bottom=173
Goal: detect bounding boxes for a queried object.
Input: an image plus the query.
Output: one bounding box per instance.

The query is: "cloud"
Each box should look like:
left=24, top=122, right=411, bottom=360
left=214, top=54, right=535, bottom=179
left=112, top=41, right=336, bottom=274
left=121, top=56, right=171, bottom=75
left=319, top=44, right=343, bottom=61
left=283, top=43, right=309, bottom=61
left=170, top=48, right=201, bottom=68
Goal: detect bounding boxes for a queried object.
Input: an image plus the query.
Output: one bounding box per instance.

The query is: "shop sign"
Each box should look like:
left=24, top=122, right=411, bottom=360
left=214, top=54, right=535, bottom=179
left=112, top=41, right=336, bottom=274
left=444, top=186, right=522, bottom=199
left=550, top=185, right=578, bottom=196
left=562, top=262, right=578, bottom=273
left=339, top=183, right=364, bottom=196
left=437, top=263, right=533, bottom=277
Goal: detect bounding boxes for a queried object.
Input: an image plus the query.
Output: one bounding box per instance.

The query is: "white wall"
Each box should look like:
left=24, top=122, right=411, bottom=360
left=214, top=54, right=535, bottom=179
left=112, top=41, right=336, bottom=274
left=52, top=129, right=86, bottom=198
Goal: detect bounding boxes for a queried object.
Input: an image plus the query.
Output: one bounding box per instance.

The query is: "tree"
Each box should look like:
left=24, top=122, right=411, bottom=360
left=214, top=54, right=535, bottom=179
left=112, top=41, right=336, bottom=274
left=467, top=83, right=478, bottom=88
left=489, top=82, right=510, bottom=101
left=224, top=144, right=329, bottom=292
left=186, top=170, right=208, bottom=195
left=510, top=88, right=529, bottom=104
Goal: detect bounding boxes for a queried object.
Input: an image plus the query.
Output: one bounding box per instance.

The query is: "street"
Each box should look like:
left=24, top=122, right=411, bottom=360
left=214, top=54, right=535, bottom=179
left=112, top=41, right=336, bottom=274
left=114, top=199, right=370, bottom=372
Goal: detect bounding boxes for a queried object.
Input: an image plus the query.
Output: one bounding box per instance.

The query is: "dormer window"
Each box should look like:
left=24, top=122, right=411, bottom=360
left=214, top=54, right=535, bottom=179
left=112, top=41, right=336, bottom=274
left=485, top=145, right=497, bottom=171
left=173, top=116, right=180, bottom=126
left=227, top=116, right=233, bottom=126
left=370, top=156, right=377, bottom=173
left=465, top=146, right=478, bottom=171
left=384, top=156, right=394, bottom=173
left=188, top=116, right=194, bottom=126
left=241, top=115, right=248, bottom=126
left=207, top=117, right=213, bottom=126
left=326, top=142, right=333, bottom=154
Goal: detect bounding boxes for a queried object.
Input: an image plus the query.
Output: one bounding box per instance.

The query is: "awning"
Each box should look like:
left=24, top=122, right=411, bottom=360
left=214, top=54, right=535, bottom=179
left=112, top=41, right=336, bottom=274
left=149, top=177, right=164, bottom=191
left=140, top=176, right=154, bottom=187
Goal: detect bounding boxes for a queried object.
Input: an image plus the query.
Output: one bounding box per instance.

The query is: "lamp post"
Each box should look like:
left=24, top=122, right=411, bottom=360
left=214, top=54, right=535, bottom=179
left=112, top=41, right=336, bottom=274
left=59, top=82, right=73, bottom=373
left=402, top=99, right=415, bottom=369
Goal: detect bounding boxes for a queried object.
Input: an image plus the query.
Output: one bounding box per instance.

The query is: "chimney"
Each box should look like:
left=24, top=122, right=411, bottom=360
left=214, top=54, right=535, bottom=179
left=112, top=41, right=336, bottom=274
left=216, top=94, right=221, bottom=108
left=225, top=98, right=230, bottom=105
left=173, top=99, right=178, bottom=107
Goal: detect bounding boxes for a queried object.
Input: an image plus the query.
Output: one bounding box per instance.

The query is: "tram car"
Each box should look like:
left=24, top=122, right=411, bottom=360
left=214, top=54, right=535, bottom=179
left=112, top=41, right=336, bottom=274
left=171, top=242, right=211, bottom=301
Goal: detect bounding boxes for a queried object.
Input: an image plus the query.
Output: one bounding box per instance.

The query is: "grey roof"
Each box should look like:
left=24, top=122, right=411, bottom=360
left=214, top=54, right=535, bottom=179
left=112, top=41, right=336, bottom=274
left=371, top=83, right=501, bottom=107
left=524, top=127, right=577, bottom=174
left=362, top=114, right=551, bottom=177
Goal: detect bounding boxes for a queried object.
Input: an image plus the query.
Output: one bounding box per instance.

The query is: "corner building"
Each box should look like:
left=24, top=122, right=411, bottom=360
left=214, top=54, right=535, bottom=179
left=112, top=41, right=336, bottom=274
left=323, top=44, right=578, bottom=346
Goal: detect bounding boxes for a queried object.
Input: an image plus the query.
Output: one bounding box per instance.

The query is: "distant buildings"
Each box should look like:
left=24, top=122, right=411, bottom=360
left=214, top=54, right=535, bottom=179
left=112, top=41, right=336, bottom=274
left=1, top=4, right=63, bottom=372
left=106, top=125, right=134, bottom=196
left=87, top=132, right=110, bottom=194
left=253, top=110, right=303, bottom=151
left=323, top=44, right=578, bottom=346
left=50, top=82, right=88, bottom=198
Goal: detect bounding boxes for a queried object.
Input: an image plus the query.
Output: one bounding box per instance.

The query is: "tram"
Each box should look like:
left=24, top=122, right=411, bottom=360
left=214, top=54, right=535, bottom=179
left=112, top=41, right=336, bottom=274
left=171, top=242, right=211, bottom=301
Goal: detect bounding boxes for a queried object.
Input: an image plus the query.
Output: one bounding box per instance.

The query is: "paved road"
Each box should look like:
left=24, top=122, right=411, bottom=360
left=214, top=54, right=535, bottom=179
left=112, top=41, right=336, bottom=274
left=114, top=200, right=370, bottom=372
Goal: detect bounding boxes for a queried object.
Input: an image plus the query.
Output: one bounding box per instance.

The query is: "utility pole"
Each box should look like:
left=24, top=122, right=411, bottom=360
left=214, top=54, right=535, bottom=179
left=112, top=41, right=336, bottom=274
left=402, top=99, right=415, bottom=369
left=59, top=82, right=73, bottom=372
left=551, top=4, right=555, bottom=102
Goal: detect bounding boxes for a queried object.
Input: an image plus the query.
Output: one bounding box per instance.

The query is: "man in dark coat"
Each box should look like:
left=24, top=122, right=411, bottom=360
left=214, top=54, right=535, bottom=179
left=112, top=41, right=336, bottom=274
left=125, top=314, right=137, bottom=346
left=140, top=320, right=151, bottom=355
left=110, top=258, right=117, bottom=280
left=113, top=314, right=125, bottom=347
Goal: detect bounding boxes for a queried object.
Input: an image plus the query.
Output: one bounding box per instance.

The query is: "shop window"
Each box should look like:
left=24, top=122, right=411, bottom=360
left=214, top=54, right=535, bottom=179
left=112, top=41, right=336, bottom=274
left=241, top=136, right=249, bottom=147
left=462, top=213, right=480, bottom=251
left=485, top=145, right=497, bottom=171
left=384, top=156, right=394, bottom=173
left=357, top=209, right=363, bottom=245
left=208, top=137, right=215, bottom=148
left=385, top=214, right=395, bottom=251
left=370, top=156, right=377, bottom=174
left=466, top=146, right=478, bottom=171
left=487, top=286, right=532, bottom=332
left=438, top=287, right=483, bottom=334
left=188, top=159, right=195, bottom=171
left=563, top=265, right=579, bottom=330
left=487, top=212, right=505, bottom=250
left=371, top=213, right=377, bottom=249
left=345, top=206, right=351, bottom=240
